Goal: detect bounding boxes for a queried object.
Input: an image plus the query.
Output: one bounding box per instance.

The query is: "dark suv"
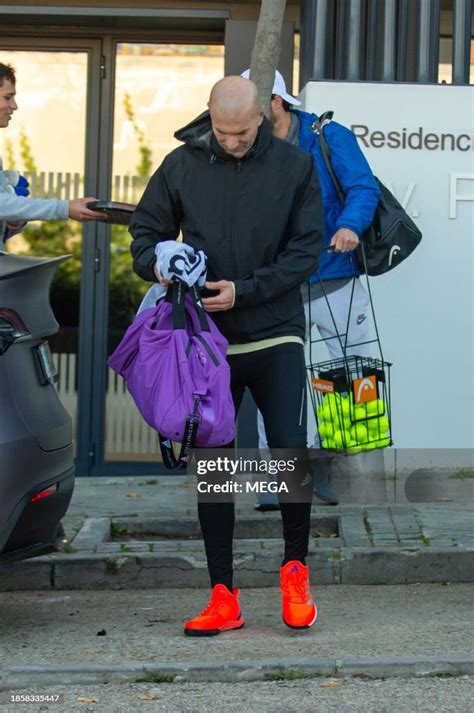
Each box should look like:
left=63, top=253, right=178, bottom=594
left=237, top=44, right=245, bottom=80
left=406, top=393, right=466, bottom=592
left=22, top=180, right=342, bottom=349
left=0, top=252, right=74, bottom=564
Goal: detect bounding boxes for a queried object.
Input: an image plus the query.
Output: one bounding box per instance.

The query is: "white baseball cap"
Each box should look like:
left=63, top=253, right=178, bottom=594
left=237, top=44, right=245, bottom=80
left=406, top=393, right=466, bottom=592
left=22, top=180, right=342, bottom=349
left=240, top=69, right=301, bottom=106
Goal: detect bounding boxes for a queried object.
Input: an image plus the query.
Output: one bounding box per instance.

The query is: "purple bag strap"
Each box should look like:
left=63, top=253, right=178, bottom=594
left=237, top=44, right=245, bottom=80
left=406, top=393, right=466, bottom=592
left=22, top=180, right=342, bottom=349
left=157, top=281, right=207, bottom=470
left=159, top=402, right=200, bottom=470
left=188, top=283, right=210, bottom=332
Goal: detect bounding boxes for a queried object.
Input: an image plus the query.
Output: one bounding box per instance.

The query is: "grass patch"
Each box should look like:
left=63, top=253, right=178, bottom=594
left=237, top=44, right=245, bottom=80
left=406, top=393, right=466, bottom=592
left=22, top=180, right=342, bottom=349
left=105, top=556, right=128, bottom=574
left=363, top=514, right=373, bottom=537
left=119, top=544, right=131, bottom=553
left=331, top=550, right=342, bottom=561
left=449, top=468, right=474, bottom=480
left=264, top=669, right=311, bottom=682
left=421, top=535, right=431, bottom=546
left=110, top=522, right=129, bottom=538
left=352, top=672, right=377, bottom=680
left=136, top=672, right=175, bottom=684
left=147, top=543, right=155, bottom=552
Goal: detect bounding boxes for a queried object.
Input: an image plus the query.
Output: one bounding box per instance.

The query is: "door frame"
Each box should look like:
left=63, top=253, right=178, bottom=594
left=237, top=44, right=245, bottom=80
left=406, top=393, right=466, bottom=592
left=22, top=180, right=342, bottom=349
left=86, top=38, right=176, bottom=477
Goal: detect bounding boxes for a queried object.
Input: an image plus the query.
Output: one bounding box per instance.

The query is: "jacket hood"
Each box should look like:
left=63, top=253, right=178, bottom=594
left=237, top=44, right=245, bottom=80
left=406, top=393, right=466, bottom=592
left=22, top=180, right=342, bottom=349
left=174, top=110, right=273, bottom=160
left=174, top=110, right=213, bottom=150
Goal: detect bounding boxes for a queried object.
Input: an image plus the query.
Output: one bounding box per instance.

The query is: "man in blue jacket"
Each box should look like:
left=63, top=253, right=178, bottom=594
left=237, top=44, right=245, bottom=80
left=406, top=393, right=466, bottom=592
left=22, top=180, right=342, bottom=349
left=242, top=70, right=381, bottom=507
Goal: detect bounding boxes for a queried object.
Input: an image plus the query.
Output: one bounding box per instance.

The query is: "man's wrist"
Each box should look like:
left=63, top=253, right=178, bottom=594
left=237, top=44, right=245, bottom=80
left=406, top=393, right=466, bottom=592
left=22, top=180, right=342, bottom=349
left=336, top=225, right=360, bottom=239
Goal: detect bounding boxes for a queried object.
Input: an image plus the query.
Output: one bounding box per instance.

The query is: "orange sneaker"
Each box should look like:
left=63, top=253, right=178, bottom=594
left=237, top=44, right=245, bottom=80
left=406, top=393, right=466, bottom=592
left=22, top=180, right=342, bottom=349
left=184, top=584, right=245, bottom=637
left=280, top=560, right=317, bottom=629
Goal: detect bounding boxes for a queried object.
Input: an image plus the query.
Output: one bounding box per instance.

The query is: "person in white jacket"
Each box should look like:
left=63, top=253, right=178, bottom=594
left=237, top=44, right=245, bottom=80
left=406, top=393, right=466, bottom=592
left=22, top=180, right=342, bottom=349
left=0, top=61, right=102, bottom=249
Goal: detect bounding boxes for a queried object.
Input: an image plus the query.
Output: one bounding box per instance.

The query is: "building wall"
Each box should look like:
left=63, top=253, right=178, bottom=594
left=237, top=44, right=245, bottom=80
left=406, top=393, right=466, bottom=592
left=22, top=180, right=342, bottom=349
left=0, top=0, right=300, bottom=24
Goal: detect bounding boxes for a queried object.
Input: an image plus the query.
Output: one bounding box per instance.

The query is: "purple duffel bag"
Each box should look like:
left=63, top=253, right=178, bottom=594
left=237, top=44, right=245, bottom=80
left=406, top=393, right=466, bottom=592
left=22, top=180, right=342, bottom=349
left=108, top=282, right=235, bottom=469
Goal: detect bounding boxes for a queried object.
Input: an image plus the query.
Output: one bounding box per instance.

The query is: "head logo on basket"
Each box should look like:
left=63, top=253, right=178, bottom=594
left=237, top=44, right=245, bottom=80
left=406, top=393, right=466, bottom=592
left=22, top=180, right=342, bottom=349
left=312, top=377, right=334, bottom=393
left=353, top=375, right=378, bottom=404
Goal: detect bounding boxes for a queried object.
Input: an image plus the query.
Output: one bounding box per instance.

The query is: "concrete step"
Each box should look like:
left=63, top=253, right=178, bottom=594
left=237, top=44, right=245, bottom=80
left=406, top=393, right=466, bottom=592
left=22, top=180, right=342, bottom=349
left=1, top=509, right=473, bottom=591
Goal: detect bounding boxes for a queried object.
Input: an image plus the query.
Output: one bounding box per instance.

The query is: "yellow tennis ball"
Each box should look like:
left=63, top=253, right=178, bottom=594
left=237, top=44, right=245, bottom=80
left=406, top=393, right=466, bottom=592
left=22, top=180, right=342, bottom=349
left=318, top=422, right=329, bottom=438
left=373, top=436, right=391, bottom=449
left=330, top=407, right=341, bottom=423
left=353, top=405, right=367, bottom=421
left=333, top=429, right=350, bottom=449
left=320, top=421, right=335, bottom=439
left=366, top=399, right=386, bottom=416
left=316, top=404, right=326, bottom=421
left=321, top=403, right=334, bottom=421
left=332, top=413, right=349, bottom=433
left=322, top=438, right=335, bottom=450
left=351, top=423, right=369, bottom=443
left=340, top=397, right=351, bottom=416
left=368, top=416, right=390, bottom=434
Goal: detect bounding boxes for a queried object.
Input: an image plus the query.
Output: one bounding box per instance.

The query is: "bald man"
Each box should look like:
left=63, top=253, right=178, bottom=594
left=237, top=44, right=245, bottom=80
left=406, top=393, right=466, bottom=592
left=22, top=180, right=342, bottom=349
left=130, top=76, right=324, bottom=637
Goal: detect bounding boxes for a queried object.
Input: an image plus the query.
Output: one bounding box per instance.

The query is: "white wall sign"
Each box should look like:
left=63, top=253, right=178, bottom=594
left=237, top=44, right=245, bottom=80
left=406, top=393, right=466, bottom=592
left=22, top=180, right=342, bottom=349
left=300, top=81, right=473, bottom=468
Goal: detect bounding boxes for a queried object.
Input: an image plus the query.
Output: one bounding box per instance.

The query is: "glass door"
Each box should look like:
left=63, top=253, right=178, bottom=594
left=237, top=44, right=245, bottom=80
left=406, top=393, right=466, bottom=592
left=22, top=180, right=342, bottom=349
left=103, top=41, right=224, bottom=467
left=1, top=39, right=225, bottom=474
left=0, top=40, right=103, bottom=474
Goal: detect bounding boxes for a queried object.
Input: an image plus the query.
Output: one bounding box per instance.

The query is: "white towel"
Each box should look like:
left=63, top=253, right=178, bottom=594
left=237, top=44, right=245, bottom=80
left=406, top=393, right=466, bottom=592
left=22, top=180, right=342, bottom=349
left=137, top=241, right=207, bottom=315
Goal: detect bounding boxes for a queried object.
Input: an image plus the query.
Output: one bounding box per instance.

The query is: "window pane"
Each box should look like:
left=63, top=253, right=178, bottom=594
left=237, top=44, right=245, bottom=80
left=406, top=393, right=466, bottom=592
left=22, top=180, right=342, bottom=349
left=105, top=43, right=224, bottom=463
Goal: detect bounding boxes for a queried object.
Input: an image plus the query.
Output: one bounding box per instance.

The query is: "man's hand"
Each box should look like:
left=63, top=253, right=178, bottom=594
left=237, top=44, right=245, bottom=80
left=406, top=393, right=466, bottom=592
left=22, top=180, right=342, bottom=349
left=201, top=280, right=235, bottom=312
left=153, top=261, right=173, bottom=286
left=68, top=198, right=105, bottom=221
left=3, top=221, right=27, bottom=241
left=330, top=228, right=359, bottom=252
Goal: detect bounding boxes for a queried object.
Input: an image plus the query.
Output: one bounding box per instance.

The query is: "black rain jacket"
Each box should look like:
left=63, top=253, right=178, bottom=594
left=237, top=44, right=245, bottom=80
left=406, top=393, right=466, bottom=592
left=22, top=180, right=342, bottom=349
left=129, top=112, right=324, bottom=344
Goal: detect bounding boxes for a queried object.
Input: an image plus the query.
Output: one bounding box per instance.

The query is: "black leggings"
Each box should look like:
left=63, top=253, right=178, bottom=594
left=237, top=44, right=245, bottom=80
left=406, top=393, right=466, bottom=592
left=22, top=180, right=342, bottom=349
left=197, top=343, right=313, bottom=590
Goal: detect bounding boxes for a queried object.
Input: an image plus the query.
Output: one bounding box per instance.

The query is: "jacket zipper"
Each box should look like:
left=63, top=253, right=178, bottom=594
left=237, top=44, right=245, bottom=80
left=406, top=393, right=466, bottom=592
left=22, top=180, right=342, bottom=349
left=230, top=160, right=242, bottom=276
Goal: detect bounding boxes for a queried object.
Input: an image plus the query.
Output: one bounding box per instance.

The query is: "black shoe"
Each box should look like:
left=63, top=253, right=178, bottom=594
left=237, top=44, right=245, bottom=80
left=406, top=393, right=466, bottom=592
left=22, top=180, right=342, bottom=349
left=313, top=479, right=339, bottom=505
left=254, top=502, right=281, bottom=512
left=311, top=458, right=339, bottom=505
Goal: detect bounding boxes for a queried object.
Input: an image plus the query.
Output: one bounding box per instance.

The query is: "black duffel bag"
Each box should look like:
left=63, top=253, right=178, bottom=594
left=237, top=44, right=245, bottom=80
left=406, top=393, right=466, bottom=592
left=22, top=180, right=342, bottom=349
left=312, top=112, right=422, bottom=276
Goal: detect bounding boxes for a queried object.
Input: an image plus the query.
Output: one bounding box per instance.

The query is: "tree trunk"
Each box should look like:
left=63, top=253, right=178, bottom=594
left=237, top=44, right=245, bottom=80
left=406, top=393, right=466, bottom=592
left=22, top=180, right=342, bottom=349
left=249, top=0, right=287, bottom=116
